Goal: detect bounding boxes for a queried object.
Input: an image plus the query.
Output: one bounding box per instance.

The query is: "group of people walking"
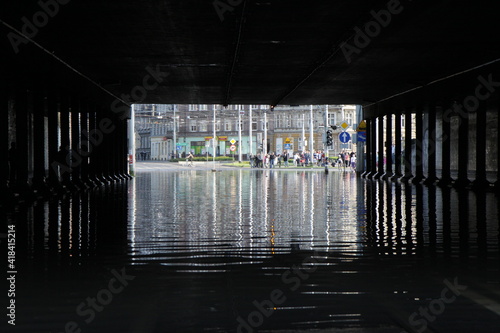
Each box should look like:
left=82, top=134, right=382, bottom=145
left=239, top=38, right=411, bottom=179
left=249, top=150, right=356, bottom=171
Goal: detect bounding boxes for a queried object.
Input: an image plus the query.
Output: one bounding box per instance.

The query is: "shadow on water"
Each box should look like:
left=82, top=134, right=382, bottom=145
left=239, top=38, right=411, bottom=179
left=3, top=170, right=500, bottom=332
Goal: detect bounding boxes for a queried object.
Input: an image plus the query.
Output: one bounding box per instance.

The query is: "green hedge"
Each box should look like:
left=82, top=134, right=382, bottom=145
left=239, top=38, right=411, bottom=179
left=170, top=156, right=234, bottom=162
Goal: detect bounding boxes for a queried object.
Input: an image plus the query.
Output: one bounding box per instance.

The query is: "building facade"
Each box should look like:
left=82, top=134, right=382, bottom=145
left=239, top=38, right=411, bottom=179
left=134, top=104, right=359, bottom=160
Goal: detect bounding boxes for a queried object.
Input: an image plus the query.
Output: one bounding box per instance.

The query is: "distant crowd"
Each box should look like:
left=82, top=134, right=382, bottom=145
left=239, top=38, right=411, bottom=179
left=249, top=150, right=356, bottom=171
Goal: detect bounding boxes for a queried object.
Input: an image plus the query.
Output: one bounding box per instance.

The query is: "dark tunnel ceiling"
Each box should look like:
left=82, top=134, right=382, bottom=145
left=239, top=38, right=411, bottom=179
left=2, top=0, right=500, bottom=106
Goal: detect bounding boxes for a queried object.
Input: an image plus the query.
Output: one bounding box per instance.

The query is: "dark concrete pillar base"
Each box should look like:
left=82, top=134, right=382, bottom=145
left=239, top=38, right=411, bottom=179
left=32, top=177, right=53, bottom=196
left=390, top=173, right=402, bottom=182
left=437, top=177, right=454, bottom=187
left=453, top=178, right=472, bottom=189
left=422, top=176, right=438, bottom=186
left=382, top=172, right=393, bottom=180
left=399, top=174, right=413, bottom=183
left=471, top=179, right=493, bottom=191
left=410, top=176, right=424, bottom=184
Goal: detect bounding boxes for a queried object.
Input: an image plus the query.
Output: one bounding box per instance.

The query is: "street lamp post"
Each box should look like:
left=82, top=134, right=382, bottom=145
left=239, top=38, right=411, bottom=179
left=238, top=106, right=242, bottom=162
left=309, top=104, right=314, bottom=156
left=249, top=105, right=253, bottom=158
left=173, top=104, right=177, bottom=159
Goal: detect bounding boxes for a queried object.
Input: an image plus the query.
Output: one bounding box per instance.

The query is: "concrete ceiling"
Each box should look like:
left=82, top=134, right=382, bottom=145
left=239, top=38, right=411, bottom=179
left=2, top=1, right=499, bottom=107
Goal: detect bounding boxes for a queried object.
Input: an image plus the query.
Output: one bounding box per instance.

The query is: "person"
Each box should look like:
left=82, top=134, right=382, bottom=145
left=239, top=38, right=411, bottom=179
left=283, top=151, right=289, bottom=167
left=350, top=153, right=356, bottom=172
left=187, top=152, right=194, bottom=166
left=294, top=152, right=300, bottom=167
left=256, top=153, right=262, bottom=168
left=338, top=151, right=345, bottom=167
left=269, top=152, right=275, bottom=169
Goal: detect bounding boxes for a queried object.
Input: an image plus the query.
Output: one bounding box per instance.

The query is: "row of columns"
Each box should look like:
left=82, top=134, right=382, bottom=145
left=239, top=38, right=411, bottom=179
left=1, top=87, right=131, bottom=200
left=362, top=99, right=497, bottom=190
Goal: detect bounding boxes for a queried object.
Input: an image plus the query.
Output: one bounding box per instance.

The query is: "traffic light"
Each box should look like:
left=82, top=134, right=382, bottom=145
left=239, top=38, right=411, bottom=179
left=326, top=130, right=333, bottom=146
left=330, top=125, right=337, bottom=130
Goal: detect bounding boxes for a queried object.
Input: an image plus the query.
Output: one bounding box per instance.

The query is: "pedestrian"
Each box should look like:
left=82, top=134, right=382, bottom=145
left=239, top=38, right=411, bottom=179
left=269, top=152, right=275, bottom=169
left=187, top=151, right=194, bottom=166
left=350, top=153, right=357, bottom=172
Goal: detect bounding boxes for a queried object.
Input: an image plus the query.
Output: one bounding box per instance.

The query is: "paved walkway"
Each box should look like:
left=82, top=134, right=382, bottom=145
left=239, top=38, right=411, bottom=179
left=135, top=161, right=357, bottom=172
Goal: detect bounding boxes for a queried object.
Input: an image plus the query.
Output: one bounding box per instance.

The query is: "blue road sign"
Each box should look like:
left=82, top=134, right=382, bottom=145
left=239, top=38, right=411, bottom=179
left=176, top=145, right=182, bottom=150
left=339, top=132, right=351, bottom=143
left=284, top=143, right=292, bottom=149
left=357, top=131, right=366, bottom=142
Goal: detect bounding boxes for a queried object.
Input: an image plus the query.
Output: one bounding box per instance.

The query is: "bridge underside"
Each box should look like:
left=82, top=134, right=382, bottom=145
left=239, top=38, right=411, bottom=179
left=1, top=0, right=500, bottom=196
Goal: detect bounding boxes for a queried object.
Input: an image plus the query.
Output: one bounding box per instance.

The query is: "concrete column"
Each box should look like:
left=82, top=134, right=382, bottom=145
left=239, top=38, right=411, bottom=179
left=110, top=114, right=122, bottom=181
left=102, top=109, right=114, bottom=182
left=80, top=104, right=94, bottom=188
left=383, top=113, right=393, bottom=179
left=14, top=88, right=32, bottom=193
left=368, top=117, right=377, bottom=179
left=88, top=108, right=105, bottom=185
left=362, top=118, right=372, bottom=178
left=1, top=85, right=9, bottom=194
left=455, top=106, right=471, bottom=188
left=59, top=96, right=72, bottom=188
left=423, top=106, right=437, bottom=185
left=70, top=98, right=84, bottom=189
left=124, top=118, right=133, bottom=179
left=438, top=104, right=452, bottom=186
left=472, top=104, right=488, bottom=189
left=374, top=116, right=384, bottom=179
left=391, top=111, right=402, bottom=180
left=32, top=90, right=50, bottom=194
left=401, top=108, right=413, bottom=182
left=412, top=109, right=424, bottom=183
left=111, top=114, right=122, bottom=181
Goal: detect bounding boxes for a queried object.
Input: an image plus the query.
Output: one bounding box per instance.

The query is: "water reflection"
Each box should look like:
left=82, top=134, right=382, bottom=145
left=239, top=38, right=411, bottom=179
left=127, top=171, right=365, bottom=268
left=6, top=169, right=500, bottom=332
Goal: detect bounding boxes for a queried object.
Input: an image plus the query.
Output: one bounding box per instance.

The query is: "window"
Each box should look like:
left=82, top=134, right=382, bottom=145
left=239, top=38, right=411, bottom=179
left=252, top=122, right=257, bottom=130
left=346, top=112, right=353, bottom=126
left=199, top=123, right=207, bottom=132
left=199, top=104, right=208, bottom=111
left=188, top=104, right=196, bottom=111
left=328, top=113, right=336, bottom=126
left=215, top=121, right=221, bottom=131
left=297, top=115, right=303, bottom=128
left=190, top=121, right=197, bottom=132
left=225, top=122, right=231, bottom=131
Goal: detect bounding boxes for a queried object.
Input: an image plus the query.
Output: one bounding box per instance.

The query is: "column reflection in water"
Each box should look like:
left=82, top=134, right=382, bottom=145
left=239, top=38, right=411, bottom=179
left=127, top=171, right=366, bottom=268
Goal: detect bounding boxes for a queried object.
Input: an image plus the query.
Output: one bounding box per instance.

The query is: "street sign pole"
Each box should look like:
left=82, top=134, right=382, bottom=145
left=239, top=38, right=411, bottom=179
left=238, top=108, right=242, bottom=162
left=212, top=107, right=217, bottom=171
left=249, top=105, right=253, bottom=157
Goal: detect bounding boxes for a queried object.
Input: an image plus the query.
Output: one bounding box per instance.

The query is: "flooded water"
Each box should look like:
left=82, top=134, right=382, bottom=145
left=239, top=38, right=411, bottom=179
left=5, top=168, right=500, bottom=332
